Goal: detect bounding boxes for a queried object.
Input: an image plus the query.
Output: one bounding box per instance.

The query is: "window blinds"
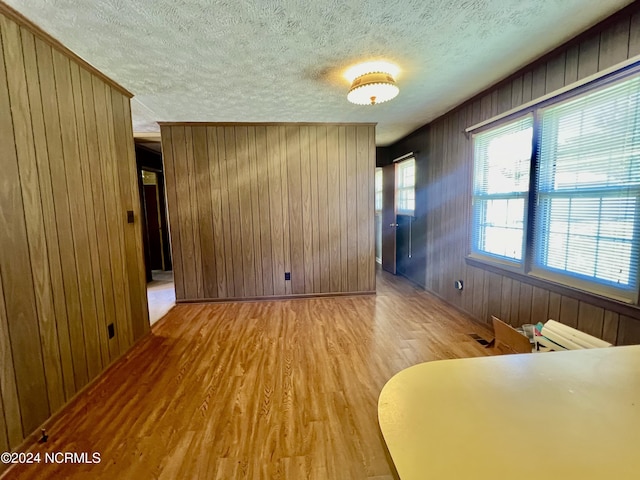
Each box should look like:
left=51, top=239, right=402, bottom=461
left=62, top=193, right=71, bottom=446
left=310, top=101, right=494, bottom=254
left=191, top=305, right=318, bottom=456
left=534, top=74, right=640, bottom=295
left=472, top=116, right=533, bottom=262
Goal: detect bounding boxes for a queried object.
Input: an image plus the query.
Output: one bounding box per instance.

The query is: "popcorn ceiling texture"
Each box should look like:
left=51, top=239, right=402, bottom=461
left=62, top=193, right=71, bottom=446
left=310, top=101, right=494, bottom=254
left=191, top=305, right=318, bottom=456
left=6, top=0, right=632, bottom=145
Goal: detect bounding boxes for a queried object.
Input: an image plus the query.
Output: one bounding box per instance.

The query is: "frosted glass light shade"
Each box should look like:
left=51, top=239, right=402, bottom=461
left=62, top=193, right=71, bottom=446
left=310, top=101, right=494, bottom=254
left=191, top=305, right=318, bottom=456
left=347, top=71, right=399, bottom=105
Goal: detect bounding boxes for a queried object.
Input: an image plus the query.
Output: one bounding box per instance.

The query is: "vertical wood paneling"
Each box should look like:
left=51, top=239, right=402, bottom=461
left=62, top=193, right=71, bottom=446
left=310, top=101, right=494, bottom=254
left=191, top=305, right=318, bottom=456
left=173, top=127, right=198, bottom=298
left=368, top=126, right=377, bottom=291
left=279, top=127, right=292, bottom=296
left=471, top=268, right=485, bottom=320
left=79, top=67, right=114, bottom=371
left=509, top=280, right=521, bottom=326
left=0, top=393, right=7, bottom=452
left=486, top=272, right=502, bottom=320
left=286, top=126, right=304, bottom=294
left=439, top=116, right=452, bottom=300
left=254, top=126, right=273, bottom=296
left=559, top=296, right=579, bottom=329
left=510, top=76, right=523, bottom=111
left=193, top=126, right=217, bottom=298
left=0, top=7, right=148, bottom=449
left=162, top=123, right=375, bottom=300
left=564, top=45, right=579, bottom=85
left=530, top=287, right=549, bottom=325
left=160, top=124, right=186, bottom=300
left=218, top=127, right=237, bottom=297
left=496, top=83, right=511, bottom=114
left=548, top=292, right=561, bottom=321
left=299, top=127, right=314, bottom=294
left=309, top=127, right=321, bottom=292
left=630, top=12, right=640, bottom=57
left=235, top=126, right=256, bottom=297
left=490, top=90, right=499, bottom=117
left=431, top=121, right=444, bottom=294
left=104, top=87, right=136, bottom=352
left=602, top=311, right=620, bottom=344
left=499, top=277, right=512, bottom=322
left=577, top=35, right=600, bottom=79
left=54, top=49, right=101, bottom=378
left=356, top=126, right=371, bottom=292
left=207, top=127, right=229, bottom=297
left=109, top=90, right=146, bottom=342
left=531, top=64, right=546, bottom=99
left=327, top=125, right=342, bottom=293
left=267, top=126, right=285, bottom=296
left=598, top=17, right=630, bottom=69
left=461, top=262, right=474, bottom=315
left=0, top=17, right=50, bottom=435
left=521, top=71, right=533, bottom=103
left=618, top=315, right=640, bottom=345
left=0, top=257, right=23, bottom=447
left=316, top=126, right=330, bottom=293
left=247, top=127, right=263, bottom=296
left=185, top=128, right=204, bottom=299
left=7, top=24, right=66, bottom=414
left=545, top=53, right=565, bottom=93
left=518, top=283, right=533, bottom=327
left=345, top=126, right=360, bottom=292
left=30, top=37, right=75, bottom=402
left=338, top=127, right=348, bottom=291
left=577, top=302, right=604, bottom=339
left=117, top=93, right=150, bottom=339
left=72, top=62, right=107, bottom=376
left=93, top=79, right=128, bottom=358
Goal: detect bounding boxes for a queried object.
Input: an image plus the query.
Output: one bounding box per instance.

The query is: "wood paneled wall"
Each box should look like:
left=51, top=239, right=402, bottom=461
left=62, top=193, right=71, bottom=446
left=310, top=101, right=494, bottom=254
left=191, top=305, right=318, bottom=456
left=0, top=4, right=148, bottom=452
left=388, top=4, right=640, bottom=345
left=160, top=123, right=376, bottom=301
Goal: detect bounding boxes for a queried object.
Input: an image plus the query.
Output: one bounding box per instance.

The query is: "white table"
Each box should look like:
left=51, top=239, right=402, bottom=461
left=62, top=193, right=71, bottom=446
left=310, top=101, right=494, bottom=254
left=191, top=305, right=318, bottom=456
left=378, top=346, right=640, bottom=479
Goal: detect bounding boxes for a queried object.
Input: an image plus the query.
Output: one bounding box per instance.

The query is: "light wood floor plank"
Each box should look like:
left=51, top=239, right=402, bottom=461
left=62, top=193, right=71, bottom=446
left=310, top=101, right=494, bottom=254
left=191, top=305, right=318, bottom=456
left=4, top=270, right=496, bottom=479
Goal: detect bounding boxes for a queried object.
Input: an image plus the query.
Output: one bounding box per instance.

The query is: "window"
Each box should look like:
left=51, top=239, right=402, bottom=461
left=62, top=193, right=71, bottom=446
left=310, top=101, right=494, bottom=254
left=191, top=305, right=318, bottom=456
left=471, top=69, right=640, bottom=302
left=396, top=158, right=415, bottom=215
left=472, top=117, right=533, bottom=262
left=375, top=168, right=383, bottom=212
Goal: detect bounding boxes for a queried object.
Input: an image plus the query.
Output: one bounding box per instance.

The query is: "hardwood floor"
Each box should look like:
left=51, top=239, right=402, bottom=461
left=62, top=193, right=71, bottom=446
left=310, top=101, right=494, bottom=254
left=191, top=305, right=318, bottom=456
left=3, top=270, right=497, bottom=479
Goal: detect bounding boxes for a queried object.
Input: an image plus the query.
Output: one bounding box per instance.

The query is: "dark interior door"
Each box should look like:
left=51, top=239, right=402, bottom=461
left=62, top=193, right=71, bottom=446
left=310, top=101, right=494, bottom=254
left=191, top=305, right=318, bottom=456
left=144, top=184, right=163, bottom=270
left=396, top=215, right=412, bottom=278
left=381, top=163, right=397, bottom=274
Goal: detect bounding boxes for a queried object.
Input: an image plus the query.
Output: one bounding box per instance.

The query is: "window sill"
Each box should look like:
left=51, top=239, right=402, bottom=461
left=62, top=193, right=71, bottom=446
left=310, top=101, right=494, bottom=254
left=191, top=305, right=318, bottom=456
left=465, top=256, right=640, bottom=319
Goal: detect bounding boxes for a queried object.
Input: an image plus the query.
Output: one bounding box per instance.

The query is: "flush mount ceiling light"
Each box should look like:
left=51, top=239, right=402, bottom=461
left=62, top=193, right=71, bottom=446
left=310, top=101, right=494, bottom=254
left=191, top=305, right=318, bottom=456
left=345, top=61, right=400, bottom=105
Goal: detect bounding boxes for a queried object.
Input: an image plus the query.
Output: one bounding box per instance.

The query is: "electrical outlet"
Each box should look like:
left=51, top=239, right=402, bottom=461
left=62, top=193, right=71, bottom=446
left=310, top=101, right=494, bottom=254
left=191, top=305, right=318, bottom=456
left=284, top=272, right=291, bottom=281
left=108, top=323, right=115, bottom=339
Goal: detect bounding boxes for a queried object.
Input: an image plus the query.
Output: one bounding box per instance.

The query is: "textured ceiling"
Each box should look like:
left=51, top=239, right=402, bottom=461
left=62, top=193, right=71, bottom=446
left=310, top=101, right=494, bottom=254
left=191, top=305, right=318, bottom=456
left=6, top=0, right=634, bottom=145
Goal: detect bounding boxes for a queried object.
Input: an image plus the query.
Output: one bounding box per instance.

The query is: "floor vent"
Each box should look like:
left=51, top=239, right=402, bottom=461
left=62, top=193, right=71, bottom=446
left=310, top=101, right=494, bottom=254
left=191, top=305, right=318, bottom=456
left=468, top=333, right=490, bottom=346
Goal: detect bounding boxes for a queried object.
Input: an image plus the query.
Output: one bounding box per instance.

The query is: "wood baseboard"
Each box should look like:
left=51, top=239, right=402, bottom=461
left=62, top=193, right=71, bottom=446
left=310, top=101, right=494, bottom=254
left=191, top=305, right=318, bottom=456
left=176, top=291, right=376, bottom=304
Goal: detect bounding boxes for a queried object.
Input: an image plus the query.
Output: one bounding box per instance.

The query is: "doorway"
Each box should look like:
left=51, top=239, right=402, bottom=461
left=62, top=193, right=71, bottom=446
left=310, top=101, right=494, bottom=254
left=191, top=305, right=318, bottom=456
left=380, top=156, right=416, bottom=278
left=141, top=170, right=166, bottom=271
left=135, top=142, right=175, bottom=324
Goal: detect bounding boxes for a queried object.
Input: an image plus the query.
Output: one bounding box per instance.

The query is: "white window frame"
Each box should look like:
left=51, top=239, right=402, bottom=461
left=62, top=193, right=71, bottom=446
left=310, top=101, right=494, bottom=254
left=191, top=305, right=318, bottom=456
left=396, top=158, right=416, bottom=216
left=471, top=116, right=533, bottom=266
